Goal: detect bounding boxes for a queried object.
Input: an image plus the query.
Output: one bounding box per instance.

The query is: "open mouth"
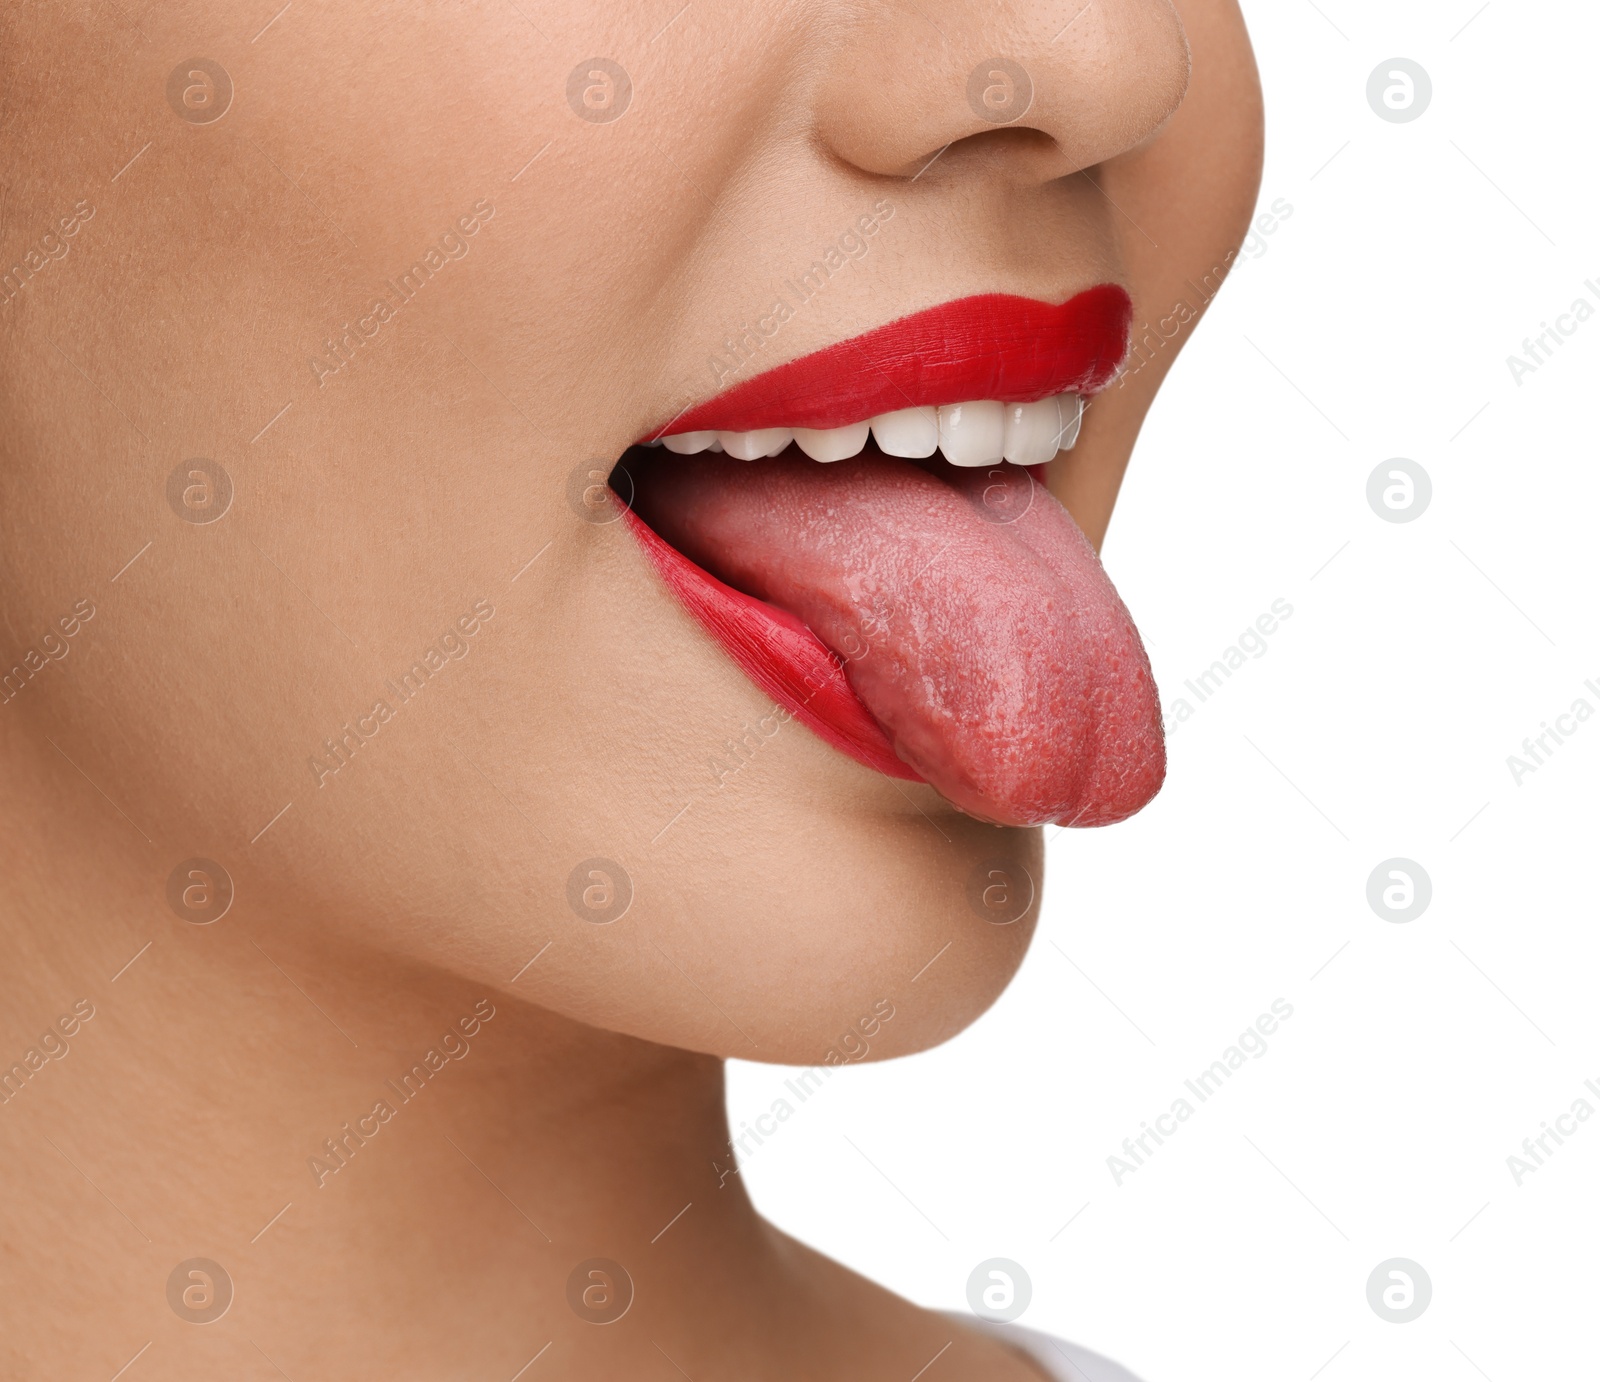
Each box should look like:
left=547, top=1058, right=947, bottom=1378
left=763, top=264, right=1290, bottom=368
left=617, top=287, right=1166, bottom=829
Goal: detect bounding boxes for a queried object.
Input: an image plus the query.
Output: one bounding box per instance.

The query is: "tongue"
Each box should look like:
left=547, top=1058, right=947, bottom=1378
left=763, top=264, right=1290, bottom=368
left=629, top=449, right=1165, bottom=827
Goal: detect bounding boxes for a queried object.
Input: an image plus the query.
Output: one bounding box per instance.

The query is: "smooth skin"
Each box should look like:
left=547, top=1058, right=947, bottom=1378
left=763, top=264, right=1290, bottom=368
left=0, top=2, right=1261, bottom=1377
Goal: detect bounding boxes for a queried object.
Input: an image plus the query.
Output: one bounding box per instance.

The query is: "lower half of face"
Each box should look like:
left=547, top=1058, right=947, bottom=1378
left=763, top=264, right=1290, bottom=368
left=0, top=0, right=1260, bottom=1063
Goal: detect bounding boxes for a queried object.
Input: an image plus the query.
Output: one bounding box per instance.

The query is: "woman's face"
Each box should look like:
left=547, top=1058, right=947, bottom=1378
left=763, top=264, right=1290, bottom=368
left=1, top=1, right=1260, bottom=1061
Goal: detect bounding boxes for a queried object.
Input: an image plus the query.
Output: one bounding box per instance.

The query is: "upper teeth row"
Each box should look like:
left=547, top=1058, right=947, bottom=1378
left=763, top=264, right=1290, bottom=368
left=655, top=394, right=1084, bottom=467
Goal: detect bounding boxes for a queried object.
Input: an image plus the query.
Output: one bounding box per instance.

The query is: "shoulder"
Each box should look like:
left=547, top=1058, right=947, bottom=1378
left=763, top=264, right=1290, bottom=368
left=954, top=1317, right=1148, bottom=1382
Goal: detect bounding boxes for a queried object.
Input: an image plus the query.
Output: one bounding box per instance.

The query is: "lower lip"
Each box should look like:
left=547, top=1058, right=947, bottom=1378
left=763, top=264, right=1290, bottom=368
left=619, top=503, right=924, bottom=782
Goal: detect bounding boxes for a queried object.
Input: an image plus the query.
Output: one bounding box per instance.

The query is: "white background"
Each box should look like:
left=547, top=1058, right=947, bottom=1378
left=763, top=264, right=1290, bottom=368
left=730, top=2, right=1599, bottom=1377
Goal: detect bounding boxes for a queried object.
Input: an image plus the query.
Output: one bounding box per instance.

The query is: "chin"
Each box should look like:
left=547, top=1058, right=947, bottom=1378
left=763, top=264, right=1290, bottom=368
left=572, top=799, right=1045, bottom=1067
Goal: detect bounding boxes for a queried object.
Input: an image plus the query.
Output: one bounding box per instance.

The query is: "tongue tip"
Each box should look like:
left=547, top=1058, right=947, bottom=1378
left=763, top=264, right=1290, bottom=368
left=1049, top=786, right=1163, bottom=829
left=892, top=728, right=1167, bottom=830
left=1052, top=733, right=1168, bottom=829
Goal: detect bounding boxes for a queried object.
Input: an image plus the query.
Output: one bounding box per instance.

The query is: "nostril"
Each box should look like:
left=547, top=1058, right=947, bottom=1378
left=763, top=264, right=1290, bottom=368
left=812, top=4, right=1194, bottom=184
left=906, top=125, right=1062, bottom=181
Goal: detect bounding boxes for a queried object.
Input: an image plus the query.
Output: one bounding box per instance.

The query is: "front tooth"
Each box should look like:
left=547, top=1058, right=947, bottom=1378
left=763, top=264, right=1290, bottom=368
left=661, top=430, right=717, bottom=454
left=793, top=420, right=871, bottom=462
left=937, top=400, right=1005, bottom=467
left=1001, top=397, right=1063, bottom=465
left=871, top=407, right=938, bottom=458
left=1056, top=392, right=1083, bottom=450
left=719, top=428, right=792, bottom=460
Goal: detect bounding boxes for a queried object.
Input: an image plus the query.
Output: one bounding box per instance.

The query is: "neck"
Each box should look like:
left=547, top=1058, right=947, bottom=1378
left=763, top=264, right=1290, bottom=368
left=0, top=732, right=1043, bottom=1382
left=0, top=753, right=775, bottom=1375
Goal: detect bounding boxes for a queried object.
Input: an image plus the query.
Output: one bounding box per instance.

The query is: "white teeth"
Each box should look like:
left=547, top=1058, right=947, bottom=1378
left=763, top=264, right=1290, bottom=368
left=659, top=393, right=1083, bottom=466
left=937, top=399, right=1005, bottom=467
left=870, top=406, right=939, bottom=458
left=719, top=428, right=792, bottom=460
left=1002, top=397, right=1063, bottom=466
left=661, top=430, right=718, bottom=454
left=1057, top=391, right=1083, bottom=451
left=793, top=420, right=871, bottom=462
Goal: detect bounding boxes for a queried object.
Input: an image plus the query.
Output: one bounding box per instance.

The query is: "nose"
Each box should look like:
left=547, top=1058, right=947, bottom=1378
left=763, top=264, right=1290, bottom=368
left=812, top=0, right=1191, bottom=183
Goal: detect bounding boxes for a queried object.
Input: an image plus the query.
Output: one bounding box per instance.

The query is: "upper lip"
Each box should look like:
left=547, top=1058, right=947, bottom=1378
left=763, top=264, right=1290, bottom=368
left=646, top=284, right=1132, bottom=438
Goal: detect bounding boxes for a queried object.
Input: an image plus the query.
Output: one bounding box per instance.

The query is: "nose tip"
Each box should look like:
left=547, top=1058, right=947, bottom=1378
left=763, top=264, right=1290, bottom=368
left=813, top=1, right=1192, bottom=181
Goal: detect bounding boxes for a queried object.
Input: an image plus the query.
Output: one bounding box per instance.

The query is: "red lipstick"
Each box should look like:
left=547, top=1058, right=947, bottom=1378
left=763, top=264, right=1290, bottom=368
left=624, top=285, right=1165, bottom=829
left=621, top=508, right=922, bottom=783
left=652, top=284, right=1132, bottom=436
